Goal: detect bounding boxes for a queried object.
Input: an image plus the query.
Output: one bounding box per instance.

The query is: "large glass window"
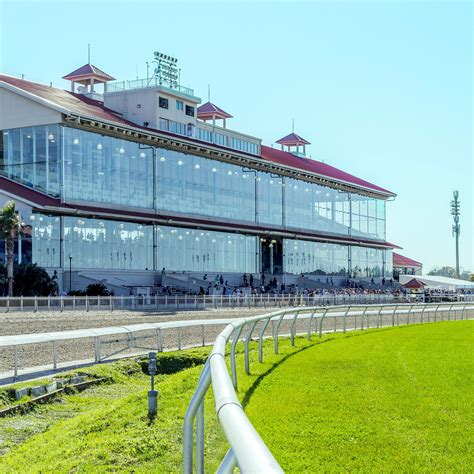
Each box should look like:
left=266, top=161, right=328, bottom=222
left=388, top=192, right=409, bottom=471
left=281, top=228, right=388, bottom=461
left=350, top=246, right=384, bottom=277
left=1, top=125, right=61, bottom=196
left=156, top=148, right=256, bottom=222
left=285, top=178, right=351, bottom=236
left=63, top=217, right=153, bottom=270
left=351, top=195, right=385, bottom=240
left=258, top=172, right=283, bottom=226
left=31, top=214, right=61, bottom=268
left=63, top=128, right=153, bottom=209
left=284, top=239, right=349, bottom=276
left=157, top=226, right=257, bottom=273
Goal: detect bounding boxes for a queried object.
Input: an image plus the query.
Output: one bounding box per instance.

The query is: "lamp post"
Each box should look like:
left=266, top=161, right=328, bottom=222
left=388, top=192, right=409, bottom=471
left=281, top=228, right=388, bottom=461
left=68, top=254, right=73, bottom=293
left=450, top=191, right=461, bottom=279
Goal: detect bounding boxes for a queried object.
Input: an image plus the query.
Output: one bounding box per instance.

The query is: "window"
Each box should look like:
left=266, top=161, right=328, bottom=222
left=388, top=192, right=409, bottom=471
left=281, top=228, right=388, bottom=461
left=176, top=100, right=184, bottom=111
left=159, top=118, right=169, bottom=132
left=185, top=105, right=194, bottom=117
left=159, top=97, right=169, bottom=109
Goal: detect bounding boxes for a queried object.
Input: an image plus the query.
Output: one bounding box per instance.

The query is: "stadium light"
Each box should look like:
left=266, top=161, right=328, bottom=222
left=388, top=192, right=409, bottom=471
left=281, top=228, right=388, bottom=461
left=450, top=190, right=461, bottom=279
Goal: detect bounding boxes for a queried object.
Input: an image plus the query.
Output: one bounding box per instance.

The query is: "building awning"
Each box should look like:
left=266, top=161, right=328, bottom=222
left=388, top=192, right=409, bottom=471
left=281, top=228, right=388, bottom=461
left=393, top=252, right=422, bottom=268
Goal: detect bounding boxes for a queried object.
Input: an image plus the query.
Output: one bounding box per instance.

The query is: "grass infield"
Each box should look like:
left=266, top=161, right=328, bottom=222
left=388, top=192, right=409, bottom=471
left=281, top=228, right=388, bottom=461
left=245, top=320, right=473, bottom=472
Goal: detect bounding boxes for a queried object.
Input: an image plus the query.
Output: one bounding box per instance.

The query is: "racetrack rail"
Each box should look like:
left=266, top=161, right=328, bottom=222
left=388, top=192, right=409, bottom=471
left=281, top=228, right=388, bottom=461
left=182, top=302, right=474, bottom=473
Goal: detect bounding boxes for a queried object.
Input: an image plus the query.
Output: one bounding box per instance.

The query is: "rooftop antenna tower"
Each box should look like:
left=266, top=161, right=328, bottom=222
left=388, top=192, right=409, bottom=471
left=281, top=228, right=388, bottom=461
left=88, top=44, right=91, bottom=64
left=451, top=190, right=461, bottom=278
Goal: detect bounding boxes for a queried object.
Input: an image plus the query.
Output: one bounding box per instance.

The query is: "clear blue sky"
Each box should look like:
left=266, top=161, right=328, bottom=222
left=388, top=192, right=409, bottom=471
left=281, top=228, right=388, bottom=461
left=1, top=0, right=472, bottom=272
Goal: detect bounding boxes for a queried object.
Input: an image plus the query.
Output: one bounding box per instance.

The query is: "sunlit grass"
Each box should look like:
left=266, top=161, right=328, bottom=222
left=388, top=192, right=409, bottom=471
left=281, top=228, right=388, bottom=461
left=245, top=321, right=474, bottom=472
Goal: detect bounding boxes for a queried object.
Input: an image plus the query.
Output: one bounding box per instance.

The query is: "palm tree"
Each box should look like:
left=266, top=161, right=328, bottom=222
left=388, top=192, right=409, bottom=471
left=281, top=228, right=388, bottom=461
left=0, top=201, right=25, bottom=296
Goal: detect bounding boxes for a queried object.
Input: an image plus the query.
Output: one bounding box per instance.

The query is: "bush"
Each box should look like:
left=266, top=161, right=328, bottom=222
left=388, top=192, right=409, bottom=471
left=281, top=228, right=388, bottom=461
left=85, top=282, right=110, bottom=296
left=0, top=263, right=57, bottom=296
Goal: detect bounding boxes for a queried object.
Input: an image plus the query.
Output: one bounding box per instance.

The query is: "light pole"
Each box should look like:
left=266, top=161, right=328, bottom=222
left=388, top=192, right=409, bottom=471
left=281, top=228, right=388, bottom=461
left=68, top=254, right=73, bottom=293
left=450, top=191, right=460, bottom=279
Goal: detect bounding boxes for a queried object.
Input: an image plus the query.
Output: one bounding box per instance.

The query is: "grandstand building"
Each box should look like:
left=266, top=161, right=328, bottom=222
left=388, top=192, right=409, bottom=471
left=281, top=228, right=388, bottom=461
left=0, top=55, right=397, bottom=292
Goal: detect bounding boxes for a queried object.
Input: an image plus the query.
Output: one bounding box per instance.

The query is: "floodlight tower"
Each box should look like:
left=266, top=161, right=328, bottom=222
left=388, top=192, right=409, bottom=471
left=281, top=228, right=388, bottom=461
left=450, top=190, right=461, bottom=279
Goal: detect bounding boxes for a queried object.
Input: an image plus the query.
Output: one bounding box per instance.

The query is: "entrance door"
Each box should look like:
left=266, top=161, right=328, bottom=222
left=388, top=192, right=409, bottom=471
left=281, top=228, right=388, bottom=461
left=260, top=237, right=283, bottom=274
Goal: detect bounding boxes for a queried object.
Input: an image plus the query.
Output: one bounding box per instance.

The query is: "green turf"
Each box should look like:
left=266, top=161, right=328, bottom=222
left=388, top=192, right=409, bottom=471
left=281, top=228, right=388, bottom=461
left=245, top=321, right=474, bottom=472
left=0, top=338, right=315, bottom=472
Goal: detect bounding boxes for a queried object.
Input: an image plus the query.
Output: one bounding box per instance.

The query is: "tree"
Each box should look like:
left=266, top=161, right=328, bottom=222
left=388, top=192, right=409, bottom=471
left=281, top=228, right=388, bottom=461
left=428, top=266, right=457, bottom=279
left=0, top=201, right=25, bottom=296
left=85, top=282, right=110, bottom=296
left=428, top=266, right=472, bottom=281
left=0, top=263, right=56, bottom=296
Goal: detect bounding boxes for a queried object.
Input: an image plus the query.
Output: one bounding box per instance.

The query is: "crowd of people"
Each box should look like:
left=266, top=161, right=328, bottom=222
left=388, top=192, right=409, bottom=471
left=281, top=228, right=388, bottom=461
left=195, top=272, right=403, bottom=298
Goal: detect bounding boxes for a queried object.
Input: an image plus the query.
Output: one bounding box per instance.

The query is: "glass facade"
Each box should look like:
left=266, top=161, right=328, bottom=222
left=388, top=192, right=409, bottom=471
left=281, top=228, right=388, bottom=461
left=156, top=148, right=255, bottom=221
left=31, top=214, right=61, bottom=268
left=351, top=246, right=385, bottom=278
left=63, top=128, right=154, bottom=208
left=23, top=212, right=392, bottom=275
left=1, top=125, right=387, bottom=241
left=1, top=125, right=393, bottom=275
left=157, top=226, right=257, bottom=273
left=63, top=217, right=153, bottom=270
left=284, top=239, right=391, bottom=277
left=285, top=178, right=351, bottom=236
left=1, top=125, right=61, bottom=196
left=284, top=239, right=349, bottom=276
left=257, top=172, right=283, bottom=226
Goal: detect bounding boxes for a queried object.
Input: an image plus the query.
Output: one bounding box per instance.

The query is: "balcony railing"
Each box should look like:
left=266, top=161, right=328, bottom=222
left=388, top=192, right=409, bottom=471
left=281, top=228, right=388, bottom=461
left=107, top=77, right=195, bottom=97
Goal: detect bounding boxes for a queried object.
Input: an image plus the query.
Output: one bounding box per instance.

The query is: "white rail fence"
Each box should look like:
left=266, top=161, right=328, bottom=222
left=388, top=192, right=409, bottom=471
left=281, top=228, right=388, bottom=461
left=0, top=294, right=400, bottom=313
left=1, top=302, right=472, bottom=384
left=183, top=302, right=474, bottom=473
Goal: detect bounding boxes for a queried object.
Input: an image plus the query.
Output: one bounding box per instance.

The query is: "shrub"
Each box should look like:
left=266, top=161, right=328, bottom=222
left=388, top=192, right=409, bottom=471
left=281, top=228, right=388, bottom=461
left=85, top=282, right=110, bottom=296
left=0, top=263, right=57, bottom=296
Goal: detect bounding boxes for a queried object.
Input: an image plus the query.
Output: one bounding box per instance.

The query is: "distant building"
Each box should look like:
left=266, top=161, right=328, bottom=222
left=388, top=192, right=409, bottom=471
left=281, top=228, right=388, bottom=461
left=0, top=55, right=397, bottom=290
left=393, top=253, right=422, bottom=280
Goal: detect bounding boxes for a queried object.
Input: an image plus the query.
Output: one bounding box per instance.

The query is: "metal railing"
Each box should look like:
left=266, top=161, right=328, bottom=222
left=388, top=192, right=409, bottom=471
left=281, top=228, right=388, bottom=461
left=107, top=77, right=195, bottom=96
left=0, top=294, right=400, bottom=313
left=183, top=302, right=474, bottom=473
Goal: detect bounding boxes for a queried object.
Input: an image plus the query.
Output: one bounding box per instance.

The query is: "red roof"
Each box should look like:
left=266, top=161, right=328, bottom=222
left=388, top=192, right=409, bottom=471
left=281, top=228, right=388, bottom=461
left=276, top=132, right=310, bottom=146
left=63, top=64, right=115, bottom=82
left=393, top=252, right=422, bottom=268
left=261, top=145, right=393, bottom=195
left=0, top=74, right=395, bottom=197
left=0, top=74, right=132, bottom=126
left=197, top=101, right=233, bottom=120
left=402, top=278, right=426, bottom=289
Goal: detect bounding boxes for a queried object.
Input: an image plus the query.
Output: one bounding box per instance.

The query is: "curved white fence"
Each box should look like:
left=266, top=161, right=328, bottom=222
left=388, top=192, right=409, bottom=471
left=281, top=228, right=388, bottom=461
left=183, top=302, right=474, bottom=473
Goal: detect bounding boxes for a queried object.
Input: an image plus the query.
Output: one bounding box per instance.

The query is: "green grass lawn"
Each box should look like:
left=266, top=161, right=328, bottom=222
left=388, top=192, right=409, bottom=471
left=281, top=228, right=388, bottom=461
left=245, top=321, right=474, bottom=472
left=0, top=321, right=471, bottom=472
left=0, top=337, right=314, bottom=472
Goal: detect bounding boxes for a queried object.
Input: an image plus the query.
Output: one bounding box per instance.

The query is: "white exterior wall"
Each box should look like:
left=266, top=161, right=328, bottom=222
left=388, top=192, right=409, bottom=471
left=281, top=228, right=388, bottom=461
left=104, top=88, right=158, bottom=128
left=104, top=87, right=199, bottom=129
left=0, top=88, right=62, bottom=130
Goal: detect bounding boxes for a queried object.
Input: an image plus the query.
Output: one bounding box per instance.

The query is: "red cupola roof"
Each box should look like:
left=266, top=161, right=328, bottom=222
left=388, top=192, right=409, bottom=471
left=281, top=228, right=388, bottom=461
left=63, top=64, right=115, bottom=84
left=197, top=101, right=233, bottom=120
left=276, top=132, right=310, bottom=146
